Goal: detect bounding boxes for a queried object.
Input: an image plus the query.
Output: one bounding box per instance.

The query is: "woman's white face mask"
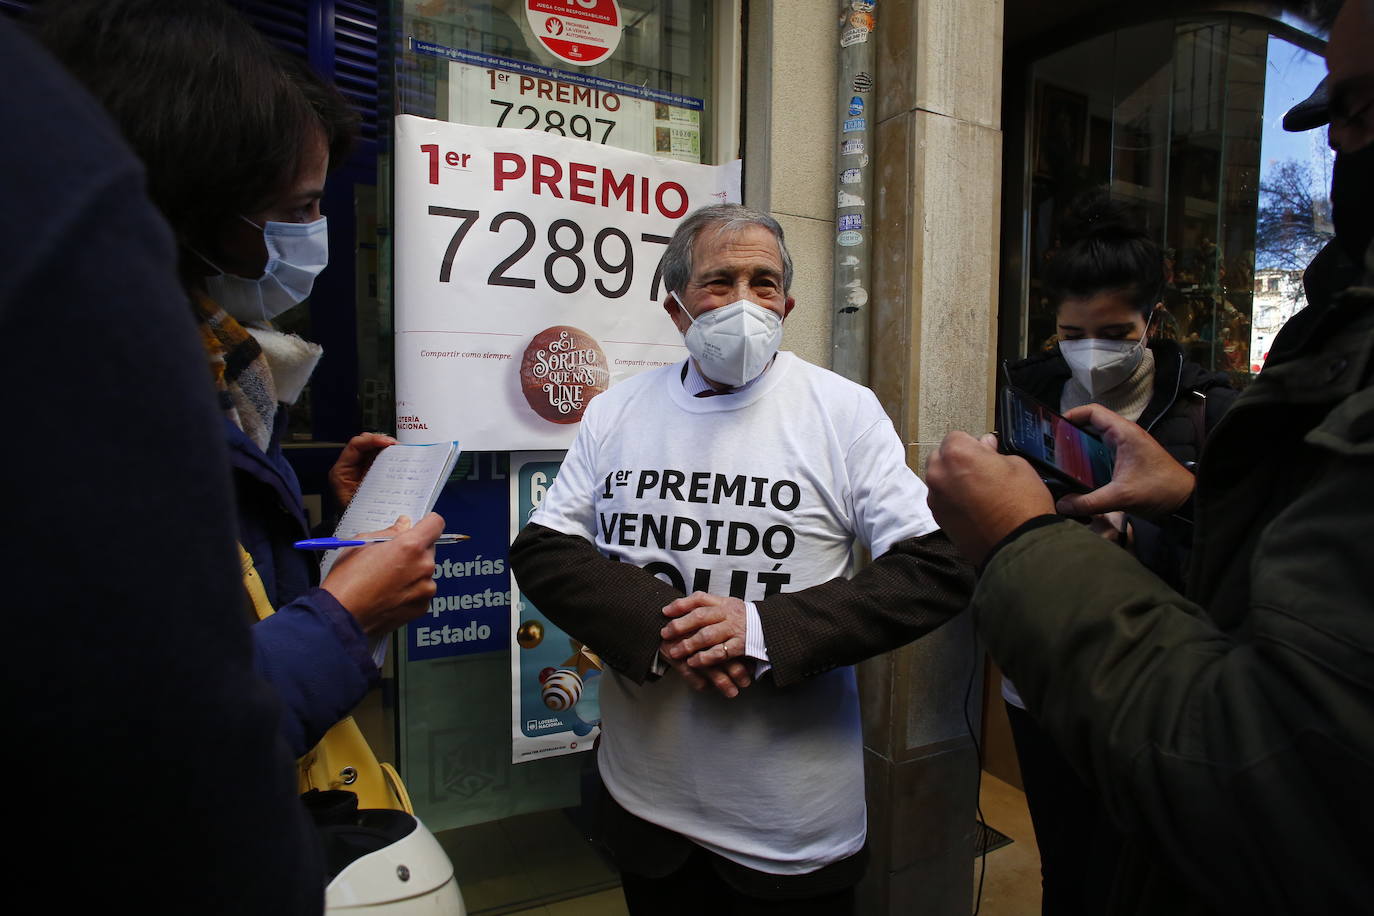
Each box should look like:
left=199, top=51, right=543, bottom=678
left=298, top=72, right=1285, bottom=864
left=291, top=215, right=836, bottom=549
left=1058, top=337, right=1145, bottom=396
left=1058, top=317, right=1151, bottom=398
left=203, top=215, right=329, bottom=323
left=671, top=292, right=784, bottom=387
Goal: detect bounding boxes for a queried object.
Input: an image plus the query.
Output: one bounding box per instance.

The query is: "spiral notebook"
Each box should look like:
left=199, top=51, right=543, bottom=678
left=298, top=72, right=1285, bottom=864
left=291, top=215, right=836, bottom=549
left=320, top=440, right=461, bottom=666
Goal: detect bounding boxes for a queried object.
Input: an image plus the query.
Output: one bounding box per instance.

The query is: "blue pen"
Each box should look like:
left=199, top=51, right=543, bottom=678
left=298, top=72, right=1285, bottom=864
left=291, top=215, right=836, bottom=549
left=294, top=534, right=471, bottom=550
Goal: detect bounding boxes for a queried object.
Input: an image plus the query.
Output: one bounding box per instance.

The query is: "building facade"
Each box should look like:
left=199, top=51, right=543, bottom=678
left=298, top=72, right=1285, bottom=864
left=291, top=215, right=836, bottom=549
left=4, top=1, right=1336, bottom=912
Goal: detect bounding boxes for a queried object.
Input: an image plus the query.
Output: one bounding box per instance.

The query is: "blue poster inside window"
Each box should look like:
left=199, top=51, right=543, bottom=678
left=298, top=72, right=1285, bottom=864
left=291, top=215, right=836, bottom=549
left=406, top=451, right=511, bottom=660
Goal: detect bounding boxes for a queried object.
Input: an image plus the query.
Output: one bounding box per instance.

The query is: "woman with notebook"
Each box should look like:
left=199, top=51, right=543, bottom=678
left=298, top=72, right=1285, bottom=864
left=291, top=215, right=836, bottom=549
left=36, top=0, right=445, bottom=756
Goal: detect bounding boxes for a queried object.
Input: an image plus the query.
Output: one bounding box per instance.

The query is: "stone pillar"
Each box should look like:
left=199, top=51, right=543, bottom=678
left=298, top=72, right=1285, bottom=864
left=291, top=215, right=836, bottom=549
left=741, top=2, right=1003, bottom=912
left=742, top=1, right=838, bottom=369
left=861, top=0, right=1004, bottom=913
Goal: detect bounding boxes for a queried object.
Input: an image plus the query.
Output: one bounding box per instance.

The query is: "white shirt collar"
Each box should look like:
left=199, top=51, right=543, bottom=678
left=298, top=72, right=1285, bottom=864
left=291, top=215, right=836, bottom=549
left=681, top=356, right=775, bottom=397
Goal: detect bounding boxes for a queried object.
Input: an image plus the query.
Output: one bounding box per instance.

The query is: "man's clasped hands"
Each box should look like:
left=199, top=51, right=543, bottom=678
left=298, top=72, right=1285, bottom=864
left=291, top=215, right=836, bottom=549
left=659, top=592, right=754, bottom=698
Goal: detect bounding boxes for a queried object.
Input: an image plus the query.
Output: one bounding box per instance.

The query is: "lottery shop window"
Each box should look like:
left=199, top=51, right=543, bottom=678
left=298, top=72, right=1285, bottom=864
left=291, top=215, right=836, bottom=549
left=394, top=0, right=724, bottom=165
left=1016, top=12, right=1331, bottom=389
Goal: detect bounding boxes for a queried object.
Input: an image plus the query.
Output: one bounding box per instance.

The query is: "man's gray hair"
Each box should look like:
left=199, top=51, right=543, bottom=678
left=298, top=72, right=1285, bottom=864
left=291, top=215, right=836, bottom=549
left=661, top=203, right=794, bottom=297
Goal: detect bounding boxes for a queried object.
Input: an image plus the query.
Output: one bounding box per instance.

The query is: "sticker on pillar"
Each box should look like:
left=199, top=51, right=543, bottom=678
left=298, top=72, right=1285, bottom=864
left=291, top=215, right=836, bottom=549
left=838, top=214, right=864, bottom=232
left=850, top=10, right=876, bottom=29
left=840, top=26, right=869, bottom=47
left=847, top=96, right=864, bottom=116
left=838, top=190, right=865, bottom=207
left=853, top=72, right=874, bottom=92
left=851, top=1, right=876, bottom=12
left=841, top=139, right=865, bottom=156
left=844, top=282, right=870, bottom=308
left=840, top=168, right=862, bottom=184
left=838, top=231, right=863, bottom=247
left=843, top=117, right=866, bottom=133
left=527, top=0, right=622, bottom=67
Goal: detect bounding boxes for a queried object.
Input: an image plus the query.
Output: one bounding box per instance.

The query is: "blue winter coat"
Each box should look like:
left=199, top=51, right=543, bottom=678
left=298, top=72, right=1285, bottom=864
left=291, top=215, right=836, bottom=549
left=228, top=409, right=377, bottom=756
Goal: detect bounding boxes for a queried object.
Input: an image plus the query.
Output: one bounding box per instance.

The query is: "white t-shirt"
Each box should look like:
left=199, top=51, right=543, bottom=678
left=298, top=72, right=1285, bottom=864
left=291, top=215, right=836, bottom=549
left=531, top=351, right=938, bottom=874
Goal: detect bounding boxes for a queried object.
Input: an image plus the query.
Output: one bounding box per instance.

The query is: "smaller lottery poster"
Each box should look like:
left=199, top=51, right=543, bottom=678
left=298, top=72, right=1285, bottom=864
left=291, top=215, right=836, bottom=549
left=509, top=452, right=601, bottom=762
left=440, top=47, right=704, bottom=163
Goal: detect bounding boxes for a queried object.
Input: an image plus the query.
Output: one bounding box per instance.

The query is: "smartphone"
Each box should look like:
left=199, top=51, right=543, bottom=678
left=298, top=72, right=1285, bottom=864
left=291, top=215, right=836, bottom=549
left=998, top=386, right=1114, bottom=493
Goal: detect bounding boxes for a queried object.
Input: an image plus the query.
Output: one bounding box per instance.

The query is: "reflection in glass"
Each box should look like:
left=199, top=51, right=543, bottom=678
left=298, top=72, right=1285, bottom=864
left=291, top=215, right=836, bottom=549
left=1252, top=36, right=1333, bottom=372
left=1025, top=16, right=1331, bottom=387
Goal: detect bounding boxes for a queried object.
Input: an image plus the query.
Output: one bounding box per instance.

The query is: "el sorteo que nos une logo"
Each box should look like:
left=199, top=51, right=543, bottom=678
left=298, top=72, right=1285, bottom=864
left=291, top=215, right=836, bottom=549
left=519, top=325, right=609, bottom=424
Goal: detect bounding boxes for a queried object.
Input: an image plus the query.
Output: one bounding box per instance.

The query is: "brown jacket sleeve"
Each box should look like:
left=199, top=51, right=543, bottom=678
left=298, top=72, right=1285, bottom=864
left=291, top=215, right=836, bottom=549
left=512, top=523, right=973, bottom=688
left=757, top=530, right=974, bottom=686
left=510, top=522, right=681, bottom=683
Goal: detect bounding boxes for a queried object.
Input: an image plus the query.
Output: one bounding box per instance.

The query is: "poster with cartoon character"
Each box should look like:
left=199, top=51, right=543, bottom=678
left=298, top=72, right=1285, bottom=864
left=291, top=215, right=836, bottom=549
left=509, top=451, right=602, bottom=762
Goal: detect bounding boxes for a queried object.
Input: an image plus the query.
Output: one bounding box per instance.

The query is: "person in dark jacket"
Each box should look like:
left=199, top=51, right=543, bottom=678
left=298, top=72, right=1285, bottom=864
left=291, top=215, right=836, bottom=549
left=926, top=2, right=1374, bottom=911
left=1002, top=195, right=1237, bottom=916
left=1, top=14, right=321, bottom=913
left=35, top=0, right=443, bottom=757
left=1011, top=194, right=1239, bottom=579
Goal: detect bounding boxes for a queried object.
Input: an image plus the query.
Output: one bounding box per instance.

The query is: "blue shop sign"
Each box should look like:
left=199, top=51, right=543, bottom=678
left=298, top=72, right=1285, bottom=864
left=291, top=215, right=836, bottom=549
left=407, top=452, right=510, bottom=660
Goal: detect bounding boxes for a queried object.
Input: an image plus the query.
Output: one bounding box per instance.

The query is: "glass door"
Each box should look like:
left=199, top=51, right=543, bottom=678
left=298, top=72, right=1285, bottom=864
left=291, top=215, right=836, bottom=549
left=1020, top=14, right=1331, bottom=388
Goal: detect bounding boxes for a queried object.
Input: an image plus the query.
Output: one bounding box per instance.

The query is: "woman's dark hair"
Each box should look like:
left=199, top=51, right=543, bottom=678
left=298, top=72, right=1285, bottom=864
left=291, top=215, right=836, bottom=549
left=33, top=0, right=357, bottom=250
left=1043, top=192, right=1165, bottom=319
left=280, top=51, right=361, bottom=173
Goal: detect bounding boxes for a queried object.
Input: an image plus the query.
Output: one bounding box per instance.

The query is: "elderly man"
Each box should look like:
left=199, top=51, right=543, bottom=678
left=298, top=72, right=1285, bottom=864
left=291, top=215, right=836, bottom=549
left=510, top=203, right=971, bottom=914
left=926, top=2, right=1374, bottom=913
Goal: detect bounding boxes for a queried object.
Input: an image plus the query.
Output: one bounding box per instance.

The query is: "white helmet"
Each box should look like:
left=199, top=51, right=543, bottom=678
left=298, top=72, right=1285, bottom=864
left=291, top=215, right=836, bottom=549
left=323, top=810, right=465, bottom=914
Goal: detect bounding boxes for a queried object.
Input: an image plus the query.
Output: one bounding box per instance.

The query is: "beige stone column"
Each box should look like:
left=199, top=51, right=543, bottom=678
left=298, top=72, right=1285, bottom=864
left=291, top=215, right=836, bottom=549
left=742, top=1, right=838, bottom=367
left=862, top=0, right=1004, bottom=912
left=741, top=1, right=1003, bottom=912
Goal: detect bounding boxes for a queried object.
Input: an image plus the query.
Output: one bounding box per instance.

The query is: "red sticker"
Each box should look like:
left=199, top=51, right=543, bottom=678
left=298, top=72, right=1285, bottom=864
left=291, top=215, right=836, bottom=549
left=527, top=0, right=622, bottom=66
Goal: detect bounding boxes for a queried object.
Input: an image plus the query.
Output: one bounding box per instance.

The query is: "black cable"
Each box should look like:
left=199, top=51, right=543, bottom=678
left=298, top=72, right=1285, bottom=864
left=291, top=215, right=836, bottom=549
left=963, top=609, right=988, bottom=916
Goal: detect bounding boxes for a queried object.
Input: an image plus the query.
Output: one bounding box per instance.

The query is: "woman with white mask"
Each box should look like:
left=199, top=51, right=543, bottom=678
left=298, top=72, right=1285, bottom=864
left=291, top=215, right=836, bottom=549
left=37, top=0, right=445, bottom=761
left=1000, top=192, right=1237, bottom=916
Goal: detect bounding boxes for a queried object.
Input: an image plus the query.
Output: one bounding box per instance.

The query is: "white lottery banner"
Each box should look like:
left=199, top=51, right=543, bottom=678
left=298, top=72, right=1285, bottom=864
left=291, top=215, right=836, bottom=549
left=394, top=114, right=740, bottom=450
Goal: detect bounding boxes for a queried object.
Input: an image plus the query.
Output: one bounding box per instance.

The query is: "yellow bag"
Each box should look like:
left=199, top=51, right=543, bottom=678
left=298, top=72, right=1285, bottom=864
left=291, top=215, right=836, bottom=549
left=239, top=545, right=413, bottom=814
left=296, top=717, right=413, bottom=812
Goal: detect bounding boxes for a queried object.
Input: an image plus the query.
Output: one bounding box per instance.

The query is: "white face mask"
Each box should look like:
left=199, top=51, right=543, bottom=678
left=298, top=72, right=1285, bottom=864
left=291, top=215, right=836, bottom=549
left=1058, top=335, right=1147, bottom=397
left=672, top=292, right=784, bottom=387
left=203, top=216, right=329, bottom=323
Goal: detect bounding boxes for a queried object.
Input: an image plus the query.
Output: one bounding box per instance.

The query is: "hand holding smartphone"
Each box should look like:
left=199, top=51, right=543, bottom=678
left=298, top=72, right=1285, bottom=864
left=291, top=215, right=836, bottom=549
left=997, top=386, right=1114, bottom=494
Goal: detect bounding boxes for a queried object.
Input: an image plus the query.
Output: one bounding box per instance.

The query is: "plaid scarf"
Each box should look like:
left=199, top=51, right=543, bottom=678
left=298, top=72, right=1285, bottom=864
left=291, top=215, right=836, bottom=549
left=193, top=292, right=278, bottom=452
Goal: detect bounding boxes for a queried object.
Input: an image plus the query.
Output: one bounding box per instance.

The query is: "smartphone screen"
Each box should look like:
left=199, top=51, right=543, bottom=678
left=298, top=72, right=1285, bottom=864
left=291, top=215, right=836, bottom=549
left=999, top=387, right=1114, bottom=492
